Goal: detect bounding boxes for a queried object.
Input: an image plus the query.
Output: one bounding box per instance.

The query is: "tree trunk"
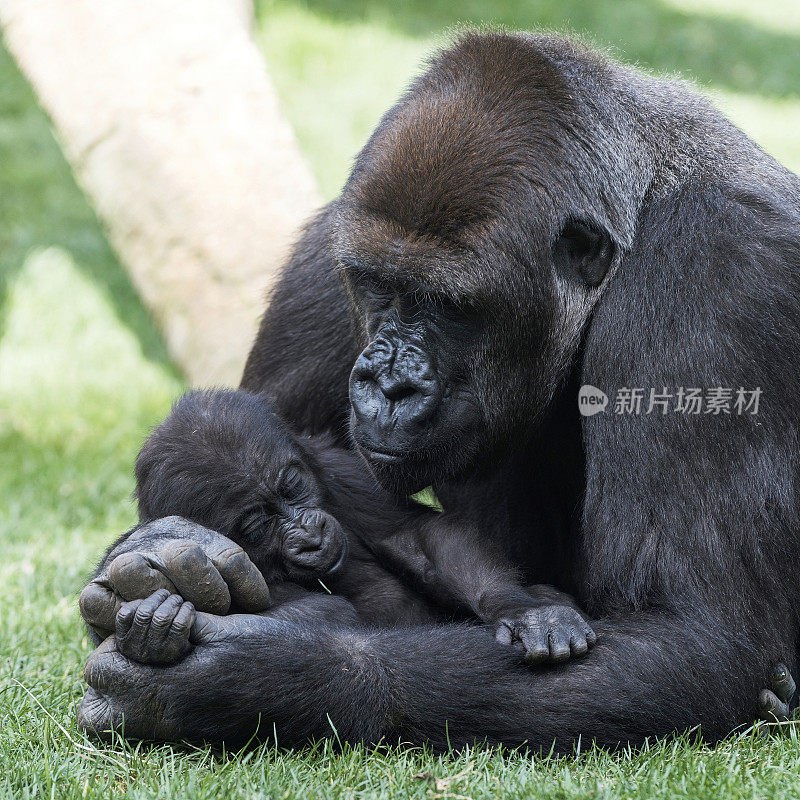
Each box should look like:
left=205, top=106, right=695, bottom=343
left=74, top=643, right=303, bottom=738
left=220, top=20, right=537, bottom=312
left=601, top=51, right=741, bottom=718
left=0, top=0, right=320, bottom=385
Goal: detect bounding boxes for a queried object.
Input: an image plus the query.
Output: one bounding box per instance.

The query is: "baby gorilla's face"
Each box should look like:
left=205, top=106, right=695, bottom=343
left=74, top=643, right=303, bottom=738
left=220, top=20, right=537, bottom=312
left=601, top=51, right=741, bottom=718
left=237, top=433, right=348, bottom=583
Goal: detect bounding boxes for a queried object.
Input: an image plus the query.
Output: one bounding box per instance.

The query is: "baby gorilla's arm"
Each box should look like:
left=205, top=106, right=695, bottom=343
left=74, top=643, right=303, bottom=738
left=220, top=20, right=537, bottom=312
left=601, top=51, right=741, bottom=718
left=115, top=588, right=362, bottom=667
left=116, top=589, right=195, bottom=665
left=377, top=514, right=597, bottom=664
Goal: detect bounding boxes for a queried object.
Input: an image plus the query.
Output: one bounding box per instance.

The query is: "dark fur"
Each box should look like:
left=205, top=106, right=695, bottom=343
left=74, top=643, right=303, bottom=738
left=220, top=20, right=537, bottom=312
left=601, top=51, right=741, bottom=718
left=85, top=31, right=800, bottom=751
left=135, top=388, right=590, bottom=644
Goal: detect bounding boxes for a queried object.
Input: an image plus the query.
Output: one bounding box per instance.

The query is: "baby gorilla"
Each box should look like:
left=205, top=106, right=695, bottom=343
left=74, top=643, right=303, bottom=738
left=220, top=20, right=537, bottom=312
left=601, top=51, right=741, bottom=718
left=131, top=389, right=596, bottom=664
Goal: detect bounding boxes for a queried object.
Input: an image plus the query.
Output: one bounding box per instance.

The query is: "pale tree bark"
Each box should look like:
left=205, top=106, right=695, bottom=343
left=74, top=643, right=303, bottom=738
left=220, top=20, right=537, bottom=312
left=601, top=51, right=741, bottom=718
left=0, top=0, right=320, bottom=385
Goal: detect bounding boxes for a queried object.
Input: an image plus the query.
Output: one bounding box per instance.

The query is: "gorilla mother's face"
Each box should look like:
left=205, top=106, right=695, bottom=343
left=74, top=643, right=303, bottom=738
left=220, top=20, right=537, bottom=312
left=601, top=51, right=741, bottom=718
left=338, top=224, right=487, bottom=494
left=333, top=34, right=620, bottom=493
left=337, top=208, right=616, bottom=495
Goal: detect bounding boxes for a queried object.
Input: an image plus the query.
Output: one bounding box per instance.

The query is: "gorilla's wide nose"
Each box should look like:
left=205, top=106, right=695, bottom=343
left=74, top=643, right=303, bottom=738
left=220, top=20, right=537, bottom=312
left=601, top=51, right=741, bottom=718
left=282, top=511, right=346, bottom=574
left=350, top=342, right=441, bottom=434
left=375, top=371, right=419, bottom=403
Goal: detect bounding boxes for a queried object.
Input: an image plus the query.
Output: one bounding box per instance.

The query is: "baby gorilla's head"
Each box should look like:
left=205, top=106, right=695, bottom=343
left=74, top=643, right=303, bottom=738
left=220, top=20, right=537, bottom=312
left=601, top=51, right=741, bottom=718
left=136, top=390, right=348, bottom=584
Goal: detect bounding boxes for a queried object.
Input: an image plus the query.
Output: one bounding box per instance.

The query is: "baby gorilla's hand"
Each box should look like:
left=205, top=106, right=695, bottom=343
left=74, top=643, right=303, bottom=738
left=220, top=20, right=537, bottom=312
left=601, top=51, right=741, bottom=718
left=495, top=604, right=597, bottom=665
left=116, top=589, right=196, bottom=665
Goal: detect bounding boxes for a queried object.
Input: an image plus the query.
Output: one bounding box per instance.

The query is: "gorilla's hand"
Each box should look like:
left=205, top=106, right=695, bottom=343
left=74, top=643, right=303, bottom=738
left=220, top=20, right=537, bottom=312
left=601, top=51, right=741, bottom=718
left=79, top=517, right=271, bottom=639
left=495, top=605, right=597, bottom=665
left=759, top=664, right=796, bottom=722
left=78, top=607, right=282, bottom=742
left=116, top=589, right=196, bottom=665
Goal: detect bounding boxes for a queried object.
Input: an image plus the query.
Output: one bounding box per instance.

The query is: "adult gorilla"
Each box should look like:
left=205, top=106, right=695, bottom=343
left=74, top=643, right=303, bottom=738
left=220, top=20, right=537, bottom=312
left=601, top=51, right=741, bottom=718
left=78, top=32, right=800, bottom=749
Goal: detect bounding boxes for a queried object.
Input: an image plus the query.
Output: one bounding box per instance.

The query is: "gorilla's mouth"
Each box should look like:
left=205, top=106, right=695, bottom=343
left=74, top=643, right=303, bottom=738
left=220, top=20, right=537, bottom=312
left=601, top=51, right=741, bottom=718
left=355, top=440, right=437, bottom=495
left=349, top=418, right=426, bottom=466
left=360, top=445, right=405, bottom=465
left=320, top=539, right=348, bottom=575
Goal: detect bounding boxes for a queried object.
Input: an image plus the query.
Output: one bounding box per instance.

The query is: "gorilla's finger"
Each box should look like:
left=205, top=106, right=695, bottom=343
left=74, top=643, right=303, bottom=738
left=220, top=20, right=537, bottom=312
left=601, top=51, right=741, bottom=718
left=584, top=624, right=598, bottom=647
left=132, top=593, right=192, bottom=663
left=77, top=687, right=114, bottom=739
left=78, top=684, right=163, bottom=742
left=548, top=629, right=571, bottom=663
left=165, top=601, right=195, bottom=658
left=770, top=664, right=796, bottom=705
left=495, top=622, right=513, bottom=646
left=116, top=599, right=139, bottom=637
left=173, top=600, right=195, bottom=631
left=83, top=636, right=130, bottom=694
left=200, top=540, right=271, bottom=612
left=521, top=627, right=550, bottom=665
left=79, top=581, right=121, bottom=632
left=150, top=593, right=185, bottom=634
left=160, top=542, right=231, bottom=614
left=131, top=589, right=172, bottom=638
left=759, top=689, right=791, bottom=722
left=569, top=629, right=589, bottom=656
left=108, top=551, right=176, bottom=601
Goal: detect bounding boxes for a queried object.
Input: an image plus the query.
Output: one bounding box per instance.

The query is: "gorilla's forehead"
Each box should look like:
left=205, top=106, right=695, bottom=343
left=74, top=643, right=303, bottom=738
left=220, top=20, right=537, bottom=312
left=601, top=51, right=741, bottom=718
left=344, top=32, right=585, bottom=248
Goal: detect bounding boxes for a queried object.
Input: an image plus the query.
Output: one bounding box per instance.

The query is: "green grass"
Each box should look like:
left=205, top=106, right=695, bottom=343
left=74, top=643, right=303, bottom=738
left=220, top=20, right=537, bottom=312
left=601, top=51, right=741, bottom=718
left=2, top=0, right=800, bottom=796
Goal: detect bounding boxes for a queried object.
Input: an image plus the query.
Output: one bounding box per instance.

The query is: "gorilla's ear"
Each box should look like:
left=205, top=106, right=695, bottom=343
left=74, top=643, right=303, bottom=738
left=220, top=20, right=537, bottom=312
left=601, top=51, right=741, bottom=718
left=553, top=215, right=618, bottom=287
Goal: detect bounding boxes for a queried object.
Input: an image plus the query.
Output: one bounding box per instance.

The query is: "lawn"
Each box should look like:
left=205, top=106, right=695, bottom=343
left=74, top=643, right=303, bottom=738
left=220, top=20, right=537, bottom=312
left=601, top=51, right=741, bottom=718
left=2, top=0, right=800, bottom=797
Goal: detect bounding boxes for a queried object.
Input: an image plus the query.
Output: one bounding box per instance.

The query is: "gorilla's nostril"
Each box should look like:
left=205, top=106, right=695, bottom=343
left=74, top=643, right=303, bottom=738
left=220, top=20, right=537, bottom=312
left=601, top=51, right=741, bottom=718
left=284, top=530, right=322, bottom=554
left=382, top=382, right=417, bottom=403
left=350, top=374, right=383, bottom=419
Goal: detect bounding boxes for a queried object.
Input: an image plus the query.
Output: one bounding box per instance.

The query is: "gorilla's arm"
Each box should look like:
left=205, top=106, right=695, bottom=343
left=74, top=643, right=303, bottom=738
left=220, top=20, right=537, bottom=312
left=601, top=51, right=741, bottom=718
left=368, top=514, right=595, bottom=661
left=78, top=600, right=789, bottom=750
left=130, top=387, right=595, bottom=660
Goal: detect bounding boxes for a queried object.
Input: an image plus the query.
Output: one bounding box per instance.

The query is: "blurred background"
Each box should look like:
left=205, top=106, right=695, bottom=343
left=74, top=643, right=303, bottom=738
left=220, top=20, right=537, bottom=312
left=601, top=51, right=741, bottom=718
left=0, top=0, right=799, bottom=793
left=256, top=0, right=800, bottom=197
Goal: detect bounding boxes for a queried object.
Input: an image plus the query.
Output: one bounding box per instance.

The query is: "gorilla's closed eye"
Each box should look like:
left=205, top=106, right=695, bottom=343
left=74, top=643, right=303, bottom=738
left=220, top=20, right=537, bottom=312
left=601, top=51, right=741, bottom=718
left=554, top=216, right=617, bottom=287
left=397, top=291, right=426, bottom=321
left=361, top=276, right=392, bottom=300
left=234, top=503, right=272, bottom=544
left=344, top=267, right=390, bottom=300
left=277, top=465, right=309, bottom=500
